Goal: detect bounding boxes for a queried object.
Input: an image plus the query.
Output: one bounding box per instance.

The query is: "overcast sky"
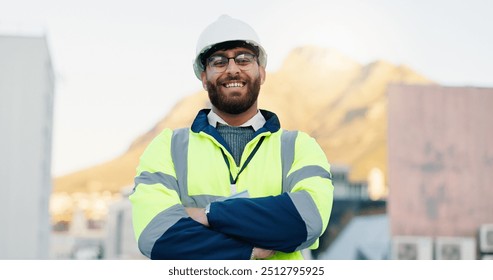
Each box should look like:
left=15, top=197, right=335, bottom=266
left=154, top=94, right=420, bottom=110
left=1, top=0, right=492, bottom=176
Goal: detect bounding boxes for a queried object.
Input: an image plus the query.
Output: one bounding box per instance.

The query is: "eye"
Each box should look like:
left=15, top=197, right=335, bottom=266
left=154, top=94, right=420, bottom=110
left=235, top=54, right=254, bottom=65
left=209, top=56, right=228, bottom=67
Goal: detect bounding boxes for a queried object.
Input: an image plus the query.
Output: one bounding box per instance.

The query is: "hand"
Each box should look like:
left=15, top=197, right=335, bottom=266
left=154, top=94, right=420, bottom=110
left=185, top=207, right=209, bottom=227
left=253, top=247, right=275, bottom=259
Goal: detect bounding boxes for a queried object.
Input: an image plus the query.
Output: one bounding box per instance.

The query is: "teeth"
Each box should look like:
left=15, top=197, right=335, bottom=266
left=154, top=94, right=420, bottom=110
left=225, top=82, right=243, bottom=88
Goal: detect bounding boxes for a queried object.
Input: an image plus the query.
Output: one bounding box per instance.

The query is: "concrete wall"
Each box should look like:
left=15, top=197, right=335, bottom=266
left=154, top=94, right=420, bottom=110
left=0, top=35, right=55, bottom=259
left=387, top=84, right=493, bottom=237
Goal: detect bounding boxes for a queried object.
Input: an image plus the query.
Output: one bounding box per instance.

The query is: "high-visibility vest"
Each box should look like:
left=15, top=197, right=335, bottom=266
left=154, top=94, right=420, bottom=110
left=130, top=109, right=334, bottom=260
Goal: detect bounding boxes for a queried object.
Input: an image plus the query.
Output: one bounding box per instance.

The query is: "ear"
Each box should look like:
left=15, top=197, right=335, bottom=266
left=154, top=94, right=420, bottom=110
left=200, top=71, right=208, bottom=91
left=259, top=66, right=266, bottom=85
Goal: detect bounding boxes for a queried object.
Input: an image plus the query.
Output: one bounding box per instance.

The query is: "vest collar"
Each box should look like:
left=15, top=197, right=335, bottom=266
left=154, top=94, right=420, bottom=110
left=191, top=109, right=281, bottom=135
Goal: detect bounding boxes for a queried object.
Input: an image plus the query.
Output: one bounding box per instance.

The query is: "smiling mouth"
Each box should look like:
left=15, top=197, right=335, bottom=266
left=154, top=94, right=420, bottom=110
left=223, top=82, right=246, bottom=88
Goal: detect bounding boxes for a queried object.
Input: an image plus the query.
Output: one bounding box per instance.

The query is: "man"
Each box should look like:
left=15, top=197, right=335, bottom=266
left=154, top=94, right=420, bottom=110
left=130, top=15, right=334, bottom=260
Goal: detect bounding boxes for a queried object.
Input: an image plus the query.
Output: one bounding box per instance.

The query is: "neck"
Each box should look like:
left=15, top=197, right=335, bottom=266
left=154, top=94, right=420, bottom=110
left=213, top=105, right=258, bottom=126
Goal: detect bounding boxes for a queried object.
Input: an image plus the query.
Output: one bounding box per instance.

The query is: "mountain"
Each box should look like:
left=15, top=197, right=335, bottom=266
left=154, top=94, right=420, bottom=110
left=53, top=46, right=432, bottom=194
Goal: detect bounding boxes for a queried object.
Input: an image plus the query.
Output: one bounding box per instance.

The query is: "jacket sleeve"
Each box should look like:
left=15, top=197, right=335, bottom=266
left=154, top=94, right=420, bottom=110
left=129, top=129, right=252, bottom=260
left=206, top=131, right=334, bottom=252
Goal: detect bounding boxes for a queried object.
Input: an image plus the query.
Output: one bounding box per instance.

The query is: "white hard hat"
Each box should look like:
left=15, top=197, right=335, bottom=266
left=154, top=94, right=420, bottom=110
left=193, top=15, right=267, bottom=80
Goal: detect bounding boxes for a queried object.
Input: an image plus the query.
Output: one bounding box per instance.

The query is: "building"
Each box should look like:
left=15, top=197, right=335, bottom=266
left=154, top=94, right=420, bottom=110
left=331, top=165, right=368, bottom=200
left=103, top=187, right=145, bottom=259
left=312, top=165, right=385, bottom=259
left=387, top=84, right=493, bottom=259
left=0, top=35, right=55, bottom=259
left=319, top=214, right=390, bottom=260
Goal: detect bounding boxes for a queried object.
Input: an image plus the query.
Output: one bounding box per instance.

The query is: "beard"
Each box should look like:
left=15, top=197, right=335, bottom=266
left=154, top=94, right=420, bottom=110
left=206, top=74, right=261, bottom=115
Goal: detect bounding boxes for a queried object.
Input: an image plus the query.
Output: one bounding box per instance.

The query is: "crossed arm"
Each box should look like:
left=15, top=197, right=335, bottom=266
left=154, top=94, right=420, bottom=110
left=186, top=207, right=274, bottom=259
left=131, top=183, right=328, bottom=259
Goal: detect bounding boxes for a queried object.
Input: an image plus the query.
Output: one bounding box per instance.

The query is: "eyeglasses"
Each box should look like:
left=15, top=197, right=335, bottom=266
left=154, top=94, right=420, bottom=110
left=206, top=53, right=257, bottom=73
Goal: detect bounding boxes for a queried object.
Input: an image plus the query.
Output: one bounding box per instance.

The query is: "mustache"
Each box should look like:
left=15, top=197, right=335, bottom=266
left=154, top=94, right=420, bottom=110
left=218, top=74, right=245, bottom=83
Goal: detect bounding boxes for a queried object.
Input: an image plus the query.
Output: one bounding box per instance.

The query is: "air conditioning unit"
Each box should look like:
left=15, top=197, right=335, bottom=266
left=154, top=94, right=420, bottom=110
left=478, top=224, right=493, bottom=254
left=391, top=236, right=433, bottom=260
left=435, top=237, right=476, bottom=260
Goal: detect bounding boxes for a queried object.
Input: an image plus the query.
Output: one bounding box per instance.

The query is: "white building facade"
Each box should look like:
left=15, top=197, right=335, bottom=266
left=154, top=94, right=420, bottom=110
left=104, top=187, right=145, bottom=259
left=0, top=35, right=55, bottom=259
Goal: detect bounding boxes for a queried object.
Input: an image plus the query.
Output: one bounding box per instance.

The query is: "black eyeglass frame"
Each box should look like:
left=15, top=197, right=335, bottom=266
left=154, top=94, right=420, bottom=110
left=206, top=53, right=258, bottom=73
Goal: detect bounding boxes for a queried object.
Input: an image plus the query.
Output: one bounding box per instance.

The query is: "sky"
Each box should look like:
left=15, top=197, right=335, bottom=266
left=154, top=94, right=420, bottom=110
left=1, top=0, right=492, bottom=176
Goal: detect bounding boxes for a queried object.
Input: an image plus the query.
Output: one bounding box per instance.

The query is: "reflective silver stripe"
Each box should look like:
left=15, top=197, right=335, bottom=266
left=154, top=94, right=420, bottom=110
left=189, top=194, right=224, bottom=208
left=284, top=165, right=332, bottom=192
left=288, top=191, right=323, bottom=250
left=171, top=128, right=232, bottom=207
left=171, top=128, right=197, bottom=207
left=138, top=203, right=188, bottom=258
left=281, top=130, right=298, bottom=193
left=134, top=171, right=179, bottom=193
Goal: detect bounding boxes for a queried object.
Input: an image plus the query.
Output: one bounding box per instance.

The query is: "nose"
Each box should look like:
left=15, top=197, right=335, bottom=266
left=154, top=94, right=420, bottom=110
left=225, top=58, right=241, bottom=74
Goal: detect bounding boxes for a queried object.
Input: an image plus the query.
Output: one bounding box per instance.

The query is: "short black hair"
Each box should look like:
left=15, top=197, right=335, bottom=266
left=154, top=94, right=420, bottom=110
left=200, top=40, right=259, bottom=68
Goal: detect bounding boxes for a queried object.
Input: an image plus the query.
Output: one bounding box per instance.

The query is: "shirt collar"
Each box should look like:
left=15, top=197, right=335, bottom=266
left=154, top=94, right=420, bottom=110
left=207, top=110, right=266, bottom=131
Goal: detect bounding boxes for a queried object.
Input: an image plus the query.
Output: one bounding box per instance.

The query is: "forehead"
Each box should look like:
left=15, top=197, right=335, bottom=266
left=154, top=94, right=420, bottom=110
left=210, top=47, right=255, bottom=57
